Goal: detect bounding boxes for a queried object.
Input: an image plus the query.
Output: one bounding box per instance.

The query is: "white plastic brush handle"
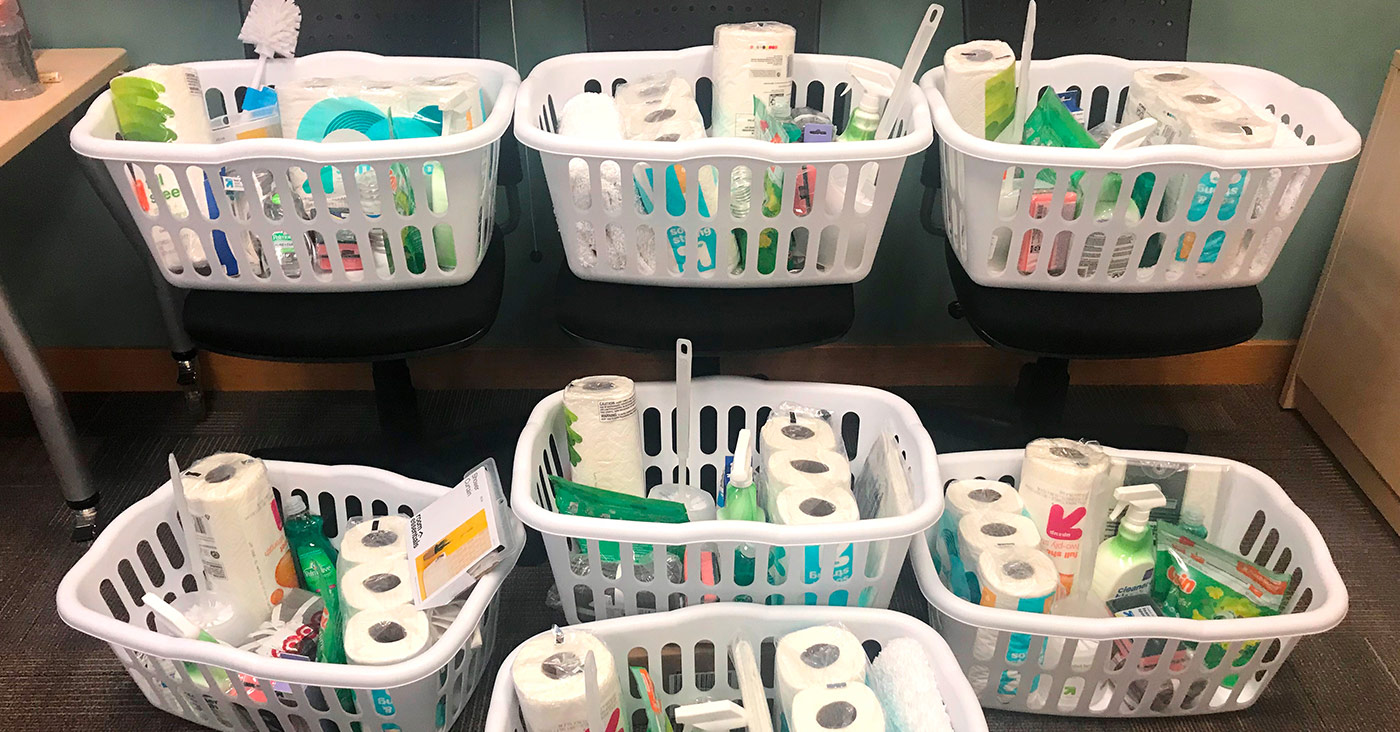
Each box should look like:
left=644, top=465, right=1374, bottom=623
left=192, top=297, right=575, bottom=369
left=674, top=700, right=751, bottom=731
left=675, top=338, right=693, bottom=487
left=250, top=55, right=270, bottom=91
left=1014, top=0, right=1038, bottom=136
left=167, top=453, right=204, bottom=590
left=583, top=650, right=605, bottom=732
left=876, top=3, right=944, bottom=141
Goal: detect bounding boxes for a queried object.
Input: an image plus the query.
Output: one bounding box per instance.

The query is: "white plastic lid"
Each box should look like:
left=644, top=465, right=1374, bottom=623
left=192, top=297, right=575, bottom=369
left=284, top=494, right=308, bottom=517
left=730, top=428, right=753, bottom=486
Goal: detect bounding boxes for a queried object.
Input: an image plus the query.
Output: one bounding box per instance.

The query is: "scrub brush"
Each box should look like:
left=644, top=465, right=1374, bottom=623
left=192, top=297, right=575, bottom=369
left=239, top=0, right=301, bottom=90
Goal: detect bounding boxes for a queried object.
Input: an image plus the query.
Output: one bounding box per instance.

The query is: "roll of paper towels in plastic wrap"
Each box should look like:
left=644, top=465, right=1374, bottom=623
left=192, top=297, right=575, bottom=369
left=563, top=376, right=646, bottom=497
left=345, top=605, right=431, bottom=665
left=942, top=41, right=1017, bottom=142
left=1020, top=438, right=1110, bottom=599
left=776, top=625, right=868, bottom=723
left=761, top=412, right=839, bottom=456
left=790, top=681, right=886, bottom=732
left=180, top=453, right=296, bottom=620
left=341, top=558, right=415, bottom=614
left=109, top=64, right=214, bottom=144
left=512, top=629, right=622, bottom=732
left=340, top=515, right=411, bottom=568
left=711, top=21, right=796, bottom=138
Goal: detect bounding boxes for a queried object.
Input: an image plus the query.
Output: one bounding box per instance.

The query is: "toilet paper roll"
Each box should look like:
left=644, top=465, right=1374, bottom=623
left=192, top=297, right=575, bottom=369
left=345, top=605, right=431, bottom=666
left=711, top=21, right=797, bottom=138
left=942, top=41, right=1017, bottom=142
left=957, top=511, right=1041, bottom=602
left=340, top=515, right=411, bottom=567
left=341, top=558, right=414, bottom=614
left=772, top=483, right=861, bottom=526
left=976, top=545, right=1056, bottom=612
left=563, top=376, right=646, bottom=497
left=1020, top=439, right=1110, bottom=598
left=790, top=681, right=886, bottom=732
left=776, top=625, right=868, bottom=721
left=615, top=74, right=707, bottom=142
left=275, top=77, right=342, bottom=141
left=407, top=72, right=486, bottom=134
left=512, top=629, right=622, bottom=732
left=558, top=92, right=623, bottom=139
left=767, top=449, right=851, bottom=493
left=936, top=479, right=1024, bottom=588
left=977, top=547, right=1057, bottom=697
left=109, top=64, right=214, bottom=144
left=760, top=413, right=839, bottom=456
left=181, top=453, right=296, bottom=621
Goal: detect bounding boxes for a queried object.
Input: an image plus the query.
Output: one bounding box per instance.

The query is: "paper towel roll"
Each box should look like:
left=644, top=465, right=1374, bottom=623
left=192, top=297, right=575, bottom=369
left=340, top=515, right=411, bottom=567
left=109, top=64, right=214, bottom=144
left=341, top=558, right=414, bottom=614
left=776, top=625, right=868, bottom=722
left=867, top=638, right=954, bottom=732
left=1020, top=438, right=1109, bottom=598
left=512, top=629, right=622, bottom=732
left=181, top=453, right=296, bottom=621
left=345, top=605, right=431, bottom=666
left=773, top=483, right=860, bottom=526
left=564, top=376, right=646, bottom=496
left=936, top=479, right=1024, bottom=587
left=957, top=511, right=1041, bottom=602
left=711, top=21, right=797, bottom=138
left=790, top=682, right=886, bottom=732
left=942, top=41, right=1017, bottom=142
left=761, top=413, right=839, bottom=456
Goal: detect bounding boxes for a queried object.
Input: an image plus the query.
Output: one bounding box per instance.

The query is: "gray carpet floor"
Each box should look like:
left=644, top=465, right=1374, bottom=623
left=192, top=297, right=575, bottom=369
left=4, top=385, right=1397, bottom=730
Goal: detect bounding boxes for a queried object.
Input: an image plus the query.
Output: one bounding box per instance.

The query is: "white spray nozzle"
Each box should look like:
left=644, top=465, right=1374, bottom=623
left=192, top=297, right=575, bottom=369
left=731, top=428, right=753, bottom=486
left=848, top=62, right=896, bottom=116
left=1110, top=483, right=1166, bottom=526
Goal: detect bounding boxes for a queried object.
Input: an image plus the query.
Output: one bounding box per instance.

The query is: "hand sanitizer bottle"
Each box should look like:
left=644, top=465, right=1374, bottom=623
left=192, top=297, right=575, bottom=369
left=1090, top=484, right=1166, bottom=604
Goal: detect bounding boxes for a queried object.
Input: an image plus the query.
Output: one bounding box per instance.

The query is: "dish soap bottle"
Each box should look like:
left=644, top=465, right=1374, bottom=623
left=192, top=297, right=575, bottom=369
left=838, top=64, right=894, bottom=142
left=1090, top=484, right=1166, bottom=604
left=283, top=494, right=337, bottom=587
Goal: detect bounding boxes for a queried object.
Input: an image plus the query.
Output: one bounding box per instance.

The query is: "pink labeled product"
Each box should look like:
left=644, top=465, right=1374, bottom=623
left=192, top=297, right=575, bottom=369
left=1017, top=439, right=1111, bottom=599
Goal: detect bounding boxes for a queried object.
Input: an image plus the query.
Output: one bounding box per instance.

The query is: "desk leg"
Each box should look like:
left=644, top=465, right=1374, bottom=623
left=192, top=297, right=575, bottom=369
left=0, top=280, right=97, bottom=541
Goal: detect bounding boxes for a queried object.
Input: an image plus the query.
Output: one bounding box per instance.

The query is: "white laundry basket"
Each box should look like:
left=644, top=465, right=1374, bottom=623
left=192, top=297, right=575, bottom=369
left=515, top=46, right=933, bottom=286
left=484, top=603, right=989, bottom=732
left=70, top=51, right=519, bottom=291
left=921, top=55, right=1361, bottom=291
left=910, top=449, right=1347, bottom=717
left=57, top=461, right=526, bottom=732
left=512, top=377, right=943, bottom=623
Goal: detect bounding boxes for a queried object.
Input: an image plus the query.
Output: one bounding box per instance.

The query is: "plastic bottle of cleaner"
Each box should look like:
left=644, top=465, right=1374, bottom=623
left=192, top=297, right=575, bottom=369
left=838, top=64, right=894, bottom=142
left=718, top=429, right=763, bottom=588
left=283, top=494, right=337, bottom=587
left=1090, top=484, right=1166, bottom=604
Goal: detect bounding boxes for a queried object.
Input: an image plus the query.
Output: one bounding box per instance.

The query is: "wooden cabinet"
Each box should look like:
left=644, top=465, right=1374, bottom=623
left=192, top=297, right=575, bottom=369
left=1286, top=50, right=1400, bottom=533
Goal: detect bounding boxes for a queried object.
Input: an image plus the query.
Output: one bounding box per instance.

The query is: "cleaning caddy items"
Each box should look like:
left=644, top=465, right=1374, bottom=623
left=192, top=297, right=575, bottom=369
left=1089, top=484, right=1166, bottom=604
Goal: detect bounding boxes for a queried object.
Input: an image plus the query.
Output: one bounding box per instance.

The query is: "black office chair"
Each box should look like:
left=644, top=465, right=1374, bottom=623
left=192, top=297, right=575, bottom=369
left=78, top=2, right=524, bottom=486
left=552, top=1, right=853, bottom=370
left=918, top=0, right=1260, bottom=451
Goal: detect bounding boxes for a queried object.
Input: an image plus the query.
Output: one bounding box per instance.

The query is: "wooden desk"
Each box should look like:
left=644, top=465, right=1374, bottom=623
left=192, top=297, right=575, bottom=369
left=0, top=47, right=127, bottom=167
left=1285, top=50, right=1400, bottom=534
left=0, top=47, right=127, bottom=538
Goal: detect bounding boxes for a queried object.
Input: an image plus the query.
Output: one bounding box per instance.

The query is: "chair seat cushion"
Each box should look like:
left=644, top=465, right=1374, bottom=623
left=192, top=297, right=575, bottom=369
left=945, top=242, right=1263, bottom=359
left=184, top=230, right=504, bottom=362
left=555, top=264, right=854, bottom=353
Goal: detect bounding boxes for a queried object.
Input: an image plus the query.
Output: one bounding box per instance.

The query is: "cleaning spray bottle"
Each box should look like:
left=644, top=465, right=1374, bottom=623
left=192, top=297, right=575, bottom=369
left=838, top=64, right=894, bottom=142
left=718, top=429, right=762, bottom=588
left=1090, top=484, right=1166, bottom=604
